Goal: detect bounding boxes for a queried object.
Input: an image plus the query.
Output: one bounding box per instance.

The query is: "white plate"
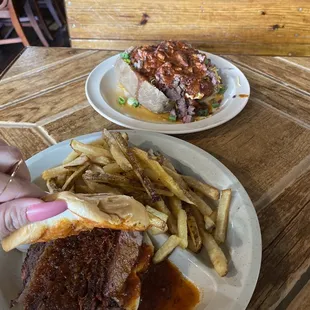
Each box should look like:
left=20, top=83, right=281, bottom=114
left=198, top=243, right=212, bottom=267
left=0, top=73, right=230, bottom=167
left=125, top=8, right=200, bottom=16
left=0, top=131, right=261, bottom=310
left=85, top=52, right=250, bottom=134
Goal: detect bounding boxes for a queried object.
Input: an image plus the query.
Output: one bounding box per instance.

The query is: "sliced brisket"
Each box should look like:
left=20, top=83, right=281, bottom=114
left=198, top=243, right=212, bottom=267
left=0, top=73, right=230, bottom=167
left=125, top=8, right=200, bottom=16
left=17, top=229, right=143, bottom=310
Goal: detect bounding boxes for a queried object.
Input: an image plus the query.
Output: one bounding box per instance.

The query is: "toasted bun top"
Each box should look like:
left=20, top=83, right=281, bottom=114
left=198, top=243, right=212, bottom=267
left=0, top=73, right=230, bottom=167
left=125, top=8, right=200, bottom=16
left=1, top=192, right=150, bottom=252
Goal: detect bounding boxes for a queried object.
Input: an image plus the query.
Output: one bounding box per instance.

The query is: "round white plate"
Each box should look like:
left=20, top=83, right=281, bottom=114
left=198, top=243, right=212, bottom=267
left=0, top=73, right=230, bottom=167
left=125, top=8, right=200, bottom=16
left=0, top=131, right=261, bottom=310
left=85, top=52, right=250, bottom=134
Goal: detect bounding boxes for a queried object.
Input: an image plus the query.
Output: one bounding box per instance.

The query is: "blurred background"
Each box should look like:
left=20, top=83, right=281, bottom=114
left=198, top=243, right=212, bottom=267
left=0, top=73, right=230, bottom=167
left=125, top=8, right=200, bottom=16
left=1, top=0, right=309, bottom=75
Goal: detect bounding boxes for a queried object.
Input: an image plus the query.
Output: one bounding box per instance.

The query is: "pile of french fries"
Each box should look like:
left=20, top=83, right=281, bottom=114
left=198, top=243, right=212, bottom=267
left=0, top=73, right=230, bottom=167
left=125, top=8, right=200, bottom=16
left=42, top=129, right=232, bottom=277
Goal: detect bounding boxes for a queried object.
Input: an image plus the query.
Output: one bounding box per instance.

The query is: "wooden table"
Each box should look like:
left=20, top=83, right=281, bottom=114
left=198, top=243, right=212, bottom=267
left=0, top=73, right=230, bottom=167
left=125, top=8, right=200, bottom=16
left=0, top=47, right=309, bottom=309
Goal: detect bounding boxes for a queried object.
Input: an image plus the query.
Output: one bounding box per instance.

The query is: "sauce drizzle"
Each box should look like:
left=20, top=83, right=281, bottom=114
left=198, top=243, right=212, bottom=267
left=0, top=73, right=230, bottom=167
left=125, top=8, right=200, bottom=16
left=138, top=260, right=200, bottom=310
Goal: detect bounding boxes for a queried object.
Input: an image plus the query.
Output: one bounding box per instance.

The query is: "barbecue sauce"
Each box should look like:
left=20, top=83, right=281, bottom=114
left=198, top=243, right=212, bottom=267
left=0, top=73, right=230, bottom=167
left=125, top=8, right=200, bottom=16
left=138, top=260, right=200, bottom=310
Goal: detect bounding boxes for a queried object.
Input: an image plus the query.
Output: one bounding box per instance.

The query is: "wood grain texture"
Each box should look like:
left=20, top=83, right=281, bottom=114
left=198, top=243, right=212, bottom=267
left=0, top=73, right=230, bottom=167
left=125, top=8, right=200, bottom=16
left=224, top=60, right=310, bottom=125
left=180, top=101, right=310, bottom=204
left=226, top=56, right=310, bottom=94
left=249, top=170, right=310, bottom=309
left=281, top=57, right=310, bottom=68
left=287, top=281, right=310, bottom=310
left=66, top=0, right=310, bottom=55
left=0, top=127, right=50, bottom=159
left=1, top=47, right=310, bottom=308
left=71, top=39, right=310, bottom=57
left=0, top=78, right=88, bottom=124
left=42, top=106, right=122, bottom=142
left=0, top=50, right=117, bottom=107
left=1, top=47, right=89, bottom=80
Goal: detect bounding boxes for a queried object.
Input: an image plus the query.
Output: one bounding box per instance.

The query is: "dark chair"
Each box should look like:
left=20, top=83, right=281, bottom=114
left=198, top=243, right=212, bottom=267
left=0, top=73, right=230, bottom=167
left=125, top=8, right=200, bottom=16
left=38, top=0, right=66, bottom=27
left=0, top=0, right=29, bottom=46
left=0, top=0, right=51, bottom=47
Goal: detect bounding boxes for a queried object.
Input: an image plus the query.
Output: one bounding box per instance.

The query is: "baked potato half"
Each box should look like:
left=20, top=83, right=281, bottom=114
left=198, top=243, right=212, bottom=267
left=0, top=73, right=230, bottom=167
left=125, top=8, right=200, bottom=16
left=114, top=54, right=173, bottom=114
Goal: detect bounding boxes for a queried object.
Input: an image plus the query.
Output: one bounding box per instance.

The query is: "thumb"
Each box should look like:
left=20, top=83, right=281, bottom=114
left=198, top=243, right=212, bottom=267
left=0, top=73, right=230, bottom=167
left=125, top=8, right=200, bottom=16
left=0, top=198, right=67, bottom=240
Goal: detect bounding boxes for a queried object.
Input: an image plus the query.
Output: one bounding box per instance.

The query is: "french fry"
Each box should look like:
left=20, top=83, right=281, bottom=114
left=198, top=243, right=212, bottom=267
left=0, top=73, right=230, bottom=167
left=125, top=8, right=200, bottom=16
left=162, top=157, right=177, bottom=172
left=187, top=237, right=201, bottom=253
left=177, top=209, right=188, bottom=249
left=62, top=164, right=89, bottom=191
left=63, top=155, right=89, bottom=167
left=214, top=189, right=232, bottom=244
left=184, top=205, right=202, bottom=253
left=190, top=203, right=228, bottom=276
left=189, top=190, right=213, bottom=216
left=148, top=213, right=168, bottom=232
left=42, top=165, right=69, bottom=180
left=204, top=215, right=215, bottom=232
left=168, top=196, right=183, bottom=218
left=210, top=211, right=217, bottom=223
left=46, top=178, right=61, bottom=193
left=143, top=232, right=154, bottom=254
left=83, top=170, right=140, bottom=187
left=148, top=227, right=168, bottom=235
left=146, top=206, right=169, bottom=223
left=89, top=138, right=109, bottom=149
left=62, top=150, right=79, bottom=165
left=201, top=231, right=228, bottom=277
left=163, top=167, right=188, bottom=189
left=144, top=168, right=161, bottom=182
left=133, top=147, right=193, bottom=204
left=102, top=163, right=123, bottom=174
left=88, top=164, right=105, bottom=174
left=71, top=139, right=112, bottom=158
left=84, top=180, right=122, bottom=194
left=121, top=132, right=129, bottom=141
left=153, top=235, right=181, bottom=264
left=152, top=200, right=178, bottom=235
left=106, top=130, right=160, bottom=202
left=110, top=144, right=132, bottom=171
left=55, top=174, right=68, bottom=187
left=87, top=155, right=111, bottom=165
left=183, top=175, right=220, bottom=200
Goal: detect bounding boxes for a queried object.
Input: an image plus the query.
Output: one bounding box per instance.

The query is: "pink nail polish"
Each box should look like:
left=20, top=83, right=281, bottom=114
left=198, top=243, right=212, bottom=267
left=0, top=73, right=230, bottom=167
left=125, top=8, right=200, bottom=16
left=26, top=200, right=67, bottom=222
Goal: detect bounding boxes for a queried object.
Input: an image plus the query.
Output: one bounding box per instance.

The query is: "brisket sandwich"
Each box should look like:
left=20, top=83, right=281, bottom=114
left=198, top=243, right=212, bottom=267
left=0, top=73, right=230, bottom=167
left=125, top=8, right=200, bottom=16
left=14, top=229, right=153, bottom=310
left=2, top=192, right=154, bottom=309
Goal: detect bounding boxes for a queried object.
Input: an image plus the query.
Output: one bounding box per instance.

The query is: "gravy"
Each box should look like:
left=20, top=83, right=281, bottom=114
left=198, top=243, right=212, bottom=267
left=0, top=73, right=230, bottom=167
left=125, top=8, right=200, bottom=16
left=139, top=260, right=200, bottom=310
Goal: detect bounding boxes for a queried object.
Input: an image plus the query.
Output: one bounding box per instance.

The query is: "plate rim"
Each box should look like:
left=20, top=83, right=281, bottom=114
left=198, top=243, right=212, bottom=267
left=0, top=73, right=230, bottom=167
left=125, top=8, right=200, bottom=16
left=25, top=130, right=262, bottom=310
left=85, top=52, right=250, bottom=134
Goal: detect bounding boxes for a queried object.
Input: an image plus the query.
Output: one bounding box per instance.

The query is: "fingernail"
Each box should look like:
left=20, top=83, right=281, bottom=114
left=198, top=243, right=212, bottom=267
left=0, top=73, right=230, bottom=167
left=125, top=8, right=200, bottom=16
left=26, top=200, right=67, bottom=222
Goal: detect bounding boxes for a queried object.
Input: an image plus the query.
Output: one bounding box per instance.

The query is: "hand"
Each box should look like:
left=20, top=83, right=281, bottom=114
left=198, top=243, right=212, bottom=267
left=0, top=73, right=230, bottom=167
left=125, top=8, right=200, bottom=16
left=0, top=140, right=67, bottom=240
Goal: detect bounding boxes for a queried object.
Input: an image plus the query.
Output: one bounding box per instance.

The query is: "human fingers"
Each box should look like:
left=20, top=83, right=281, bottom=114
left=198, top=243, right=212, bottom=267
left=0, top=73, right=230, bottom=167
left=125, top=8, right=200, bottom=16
left=0, top=198, right=67, bottom=240
left=0, top=173, right=45, bottom=203
left=0, top=145, right=30, bottom=181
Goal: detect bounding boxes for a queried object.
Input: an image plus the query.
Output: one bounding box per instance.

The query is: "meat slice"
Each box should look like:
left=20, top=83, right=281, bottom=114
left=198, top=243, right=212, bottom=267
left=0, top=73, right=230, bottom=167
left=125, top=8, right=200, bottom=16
left=16, top=229, right=143, bottom=310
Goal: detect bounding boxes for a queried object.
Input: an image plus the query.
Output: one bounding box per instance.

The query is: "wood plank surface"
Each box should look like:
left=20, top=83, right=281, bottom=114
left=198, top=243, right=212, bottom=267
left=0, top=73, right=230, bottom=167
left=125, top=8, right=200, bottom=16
left=1, top=47, right=310, bottom=308
left=249, top=170, right=310, bottom=309
left=0, top=127, right=50, bottom=159
left=42, top=99, right=310, bottom=205
left=42, top=105, right=122, bottom=142
left=0, top=79, right=88, bottom=124
left=71, top=39, right=310, bottom=57
left=65, top=0, right=310, bottom=55
left=226, top=56, right=310, bottom=94
left=224, top=60, right=310, bottom=125
left=1, top=47, right=89, bottom=80
left=0, top=50, right=117, bottom=107
left=287, top=281, right=310, bottom=310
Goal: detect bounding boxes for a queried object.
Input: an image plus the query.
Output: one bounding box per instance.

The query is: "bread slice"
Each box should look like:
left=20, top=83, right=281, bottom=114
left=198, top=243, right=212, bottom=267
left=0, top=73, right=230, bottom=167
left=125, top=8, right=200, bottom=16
left=1, top=192, right=150, bottom=252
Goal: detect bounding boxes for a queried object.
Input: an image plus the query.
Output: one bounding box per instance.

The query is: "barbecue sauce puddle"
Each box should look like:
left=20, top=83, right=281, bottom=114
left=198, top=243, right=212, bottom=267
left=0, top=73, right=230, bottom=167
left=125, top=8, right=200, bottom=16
left=138, top=258, right=200, bottom=310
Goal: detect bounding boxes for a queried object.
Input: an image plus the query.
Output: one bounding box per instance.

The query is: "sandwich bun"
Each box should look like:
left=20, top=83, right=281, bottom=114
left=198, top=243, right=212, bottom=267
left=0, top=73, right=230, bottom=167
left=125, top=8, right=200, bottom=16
left=1, top=192, right=150, bottom=252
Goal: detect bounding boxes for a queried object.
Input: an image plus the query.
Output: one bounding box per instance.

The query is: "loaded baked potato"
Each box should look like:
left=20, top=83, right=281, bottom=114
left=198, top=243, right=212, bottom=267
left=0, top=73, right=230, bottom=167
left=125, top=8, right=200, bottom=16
left=114, top=41, right=224, bottom=123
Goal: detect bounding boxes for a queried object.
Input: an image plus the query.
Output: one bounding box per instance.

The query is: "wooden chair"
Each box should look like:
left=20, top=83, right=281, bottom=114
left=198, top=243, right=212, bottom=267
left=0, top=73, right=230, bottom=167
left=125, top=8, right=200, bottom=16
left=0, top=0, right=51, bottom=47
left=38, top=0, right=66, bottom=27
left=0, top=0, right=29, bottom=46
